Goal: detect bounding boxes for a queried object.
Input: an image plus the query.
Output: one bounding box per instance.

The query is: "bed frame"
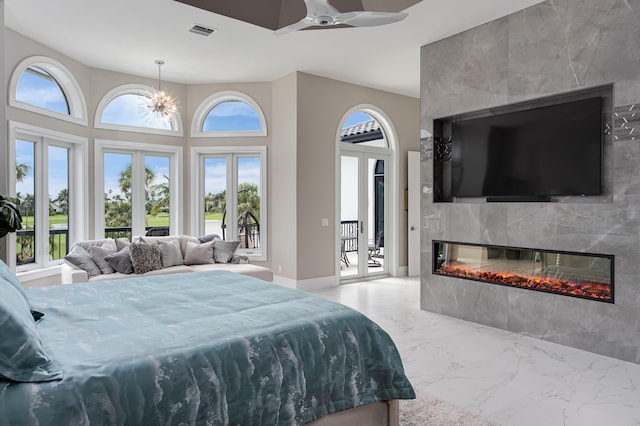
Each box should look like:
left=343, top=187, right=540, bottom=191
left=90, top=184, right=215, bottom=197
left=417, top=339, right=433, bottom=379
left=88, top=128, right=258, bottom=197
left=308, top=400, right=399, bottom=426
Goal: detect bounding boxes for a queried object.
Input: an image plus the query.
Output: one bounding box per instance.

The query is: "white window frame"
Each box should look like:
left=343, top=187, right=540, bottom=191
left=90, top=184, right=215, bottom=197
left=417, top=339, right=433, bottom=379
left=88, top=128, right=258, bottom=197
left=8, top=121, right=89, bottom=274
left=191, top=146, right=267, bottom=260
left=191, top=91, right=267, bottom=138
left=94, top=84, right=184, bottom=137
left=9, top=56, right=88, bottom=126
left=94, top=139, right=183, bottom=238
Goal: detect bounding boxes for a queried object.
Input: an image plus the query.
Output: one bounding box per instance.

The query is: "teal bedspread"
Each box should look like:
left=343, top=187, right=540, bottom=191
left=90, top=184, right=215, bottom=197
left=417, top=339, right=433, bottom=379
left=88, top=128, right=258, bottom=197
left=0, top=271, right=414, bottom=425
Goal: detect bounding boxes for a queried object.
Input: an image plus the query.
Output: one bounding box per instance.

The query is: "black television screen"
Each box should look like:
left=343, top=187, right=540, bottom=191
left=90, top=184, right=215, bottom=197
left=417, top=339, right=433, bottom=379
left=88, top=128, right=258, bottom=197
left=450, top=96, right=603, bottom=199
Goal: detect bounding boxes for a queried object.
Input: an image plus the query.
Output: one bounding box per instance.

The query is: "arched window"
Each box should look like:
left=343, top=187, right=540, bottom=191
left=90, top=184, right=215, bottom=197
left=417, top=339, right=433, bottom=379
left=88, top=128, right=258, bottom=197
left=191, top=91, right=267, bottom=137
left=95, top=84, right=183, bottom=136
left=340, top=111, right=388, bottom=148
left=10, top=56, right=87, bottom=125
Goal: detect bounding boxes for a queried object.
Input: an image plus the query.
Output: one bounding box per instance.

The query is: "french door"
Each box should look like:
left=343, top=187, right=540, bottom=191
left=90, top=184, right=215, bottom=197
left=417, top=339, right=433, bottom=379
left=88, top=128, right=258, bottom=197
left=340, top=151, right=388, bottom=281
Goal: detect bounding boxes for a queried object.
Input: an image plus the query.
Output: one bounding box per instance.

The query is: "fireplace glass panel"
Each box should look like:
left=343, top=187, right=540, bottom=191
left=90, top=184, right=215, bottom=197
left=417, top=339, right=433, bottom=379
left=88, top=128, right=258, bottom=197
left=433, top=241, right=613, bottom=303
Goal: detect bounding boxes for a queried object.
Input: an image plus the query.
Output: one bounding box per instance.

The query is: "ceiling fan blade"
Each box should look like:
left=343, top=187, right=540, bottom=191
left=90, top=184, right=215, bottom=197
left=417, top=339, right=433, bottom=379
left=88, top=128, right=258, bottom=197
left=337, top=11, right=408, bottom=27
left=273, top=18, right=314, bottom=36
left=303, top=0, right=340, bottom=18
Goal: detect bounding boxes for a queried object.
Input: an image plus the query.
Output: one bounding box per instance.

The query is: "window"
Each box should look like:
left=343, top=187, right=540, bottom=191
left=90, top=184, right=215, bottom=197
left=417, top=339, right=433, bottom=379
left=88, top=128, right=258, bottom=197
left=191, top=91, right=267, bottom=137
left=16, top=66, right=69, bottom=114
left=340, top=111, right=388, bottom=148
left=10, top=122, right=88, bottom=272
left=203, top=101, right=262, bottom=132
left=10, top=56, right=87, bottom=125
left=95, top=84, right=183, bottom=136
left=192, top=147, right=267, bottom=259
left=95, top=140, right=182, bottom=239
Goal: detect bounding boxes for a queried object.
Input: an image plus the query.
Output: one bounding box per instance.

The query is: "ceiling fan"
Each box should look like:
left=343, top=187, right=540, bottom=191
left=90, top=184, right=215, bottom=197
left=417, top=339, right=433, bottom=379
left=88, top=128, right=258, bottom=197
left=274, top=0, right=408, bottom=35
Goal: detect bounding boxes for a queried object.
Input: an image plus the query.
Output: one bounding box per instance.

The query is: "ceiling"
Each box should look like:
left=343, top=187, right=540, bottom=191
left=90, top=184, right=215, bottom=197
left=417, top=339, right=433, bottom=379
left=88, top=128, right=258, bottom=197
left=4, top=0, right=544, bottom=98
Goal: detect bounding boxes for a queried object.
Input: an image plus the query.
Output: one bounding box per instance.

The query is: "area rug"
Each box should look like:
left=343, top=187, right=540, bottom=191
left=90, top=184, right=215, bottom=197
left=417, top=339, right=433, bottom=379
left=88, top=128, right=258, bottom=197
left=400, top=391, right=500, bottom=426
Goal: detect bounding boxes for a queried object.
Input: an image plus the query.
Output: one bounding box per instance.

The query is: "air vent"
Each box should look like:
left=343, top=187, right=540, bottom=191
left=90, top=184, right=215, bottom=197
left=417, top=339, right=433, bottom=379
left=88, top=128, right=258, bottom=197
left=189, top=24, right=216, bottom=36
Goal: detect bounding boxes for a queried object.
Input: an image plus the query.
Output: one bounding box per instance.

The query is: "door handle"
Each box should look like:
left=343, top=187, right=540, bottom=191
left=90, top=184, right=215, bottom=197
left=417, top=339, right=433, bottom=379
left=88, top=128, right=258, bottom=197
left=410, top=226, right=416, bottom=231
left=360, top=221, right=364, bottom=234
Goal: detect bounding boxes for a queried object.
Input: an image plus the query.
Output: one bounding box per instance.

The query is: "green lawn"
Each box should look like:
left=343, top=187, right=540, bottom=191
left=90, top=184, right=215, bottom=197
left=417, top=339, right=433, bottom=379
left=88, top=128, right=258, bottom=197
left=20, top=214, right=69, bottom=230
left=19, top=212, right=223, bottom=231
left=205, top=212, right=223, bottom=221
left=145, top=212, right=223, bottom=226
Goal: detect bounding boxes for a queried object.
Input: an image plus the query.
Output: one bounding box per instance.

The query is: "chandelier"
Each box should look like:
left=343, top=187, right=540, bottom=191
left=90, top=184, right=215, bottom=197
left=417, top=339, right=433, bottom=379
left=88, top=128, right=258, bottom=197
left=145, top=60, right=178, bottom=120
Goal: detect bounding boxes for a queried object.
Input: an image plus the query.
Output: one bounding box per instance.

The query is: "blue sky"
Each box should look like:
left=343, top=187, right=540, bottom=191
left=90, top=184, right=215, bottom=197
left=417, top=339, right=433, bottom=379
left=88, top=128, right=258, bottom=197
left=343, top=111, right=373, bottom=128
left=204, top=157, right=261, bottom=195
left=16, top=67, right=69, bottom=114
left=203, top=101, right=261, bottom=131
left=102, top=94, right=173, bottom=130
left=15, top=140, right=69, bottom=200
left=104, top=153, right=170, bottom=197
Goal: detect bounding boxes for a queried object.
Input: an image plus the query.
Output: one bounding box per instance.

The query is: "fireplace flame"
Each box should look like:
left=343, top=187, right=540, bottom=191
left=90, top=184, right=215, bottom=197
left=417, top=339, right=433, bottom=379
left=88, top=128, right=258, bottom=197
left=436, top=265, right=611, bottom=301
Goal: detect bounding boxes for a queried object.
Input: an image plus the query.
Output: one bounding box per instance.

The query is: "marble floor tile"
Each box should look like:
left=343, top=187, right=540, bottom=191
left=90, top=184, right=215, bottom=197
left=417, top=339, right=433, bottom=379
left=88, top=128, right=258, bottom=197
left=311, top=277, right=640, bottom=426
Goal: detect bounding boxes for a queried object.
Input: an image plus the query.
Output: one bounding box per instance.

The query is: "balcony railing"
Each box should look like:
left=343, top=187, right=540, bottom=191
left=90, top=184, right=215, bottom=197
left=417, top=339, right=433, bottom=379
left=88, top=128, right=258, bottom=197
left=341, top=220, right=358, bottom=252
left=16, top=229, right=69, bottom=265
left=15, top=226, right=171, bottom=265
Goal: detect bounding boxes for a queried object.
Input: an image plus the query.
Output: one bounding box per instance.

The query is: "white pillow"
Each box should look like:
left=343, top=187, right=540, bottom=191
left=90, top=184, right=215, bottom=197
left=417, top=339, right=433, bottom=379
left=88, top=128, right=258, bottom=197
left=183, top=240, right=215, bottom=265
left=157, top=239, right=184, bottom=268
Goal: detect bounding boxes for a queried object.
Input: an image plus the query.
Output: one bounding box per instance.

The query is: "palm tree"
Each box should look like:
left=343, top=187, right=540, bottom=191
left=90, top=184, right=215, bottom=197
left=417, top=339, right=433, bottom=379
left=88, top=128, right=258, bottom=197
left=149, top=175, right=170, bottom=216
left=117, top=164, right=155, bottom=201
left=205, top=191, right=226, bottom=213
left=237, top=183, right=260, bottom=218
left=54, top=188, right=69, bottom=215
left=16, top=163, right=31, bottom=183
left=20, top=193, right=35, bottom=230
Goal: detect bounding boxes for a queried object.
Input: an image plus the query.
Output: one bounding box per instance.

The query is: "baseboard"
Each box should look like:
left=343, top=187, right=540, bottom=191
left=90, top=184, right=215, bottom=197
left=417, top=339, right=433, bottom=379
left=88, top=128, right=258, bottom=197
left=394, top=266, right=408, bottom=277
left=272, top=275, right=297, bottom=289
left=272, top=275, right=339, bottom=291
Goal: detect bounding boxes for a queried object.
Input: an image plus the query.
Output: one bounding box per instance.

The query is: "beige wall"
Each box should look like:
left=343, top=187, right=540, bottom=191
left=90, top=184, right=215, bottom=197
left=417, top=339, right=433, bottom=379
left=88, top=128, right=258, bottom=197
left=4, top=29, right=420, bottom=286
left=271, top=73, right=299, bottom=280
left=296, top=73, right=420, bottom=281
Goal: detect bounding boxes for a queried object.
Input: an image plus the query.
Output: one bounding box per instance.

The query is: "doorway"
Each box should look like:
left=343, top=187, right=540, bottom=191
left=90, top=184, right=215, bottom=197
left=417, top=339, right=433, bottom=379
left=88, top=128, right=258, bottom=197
left=338, top=109, right=392, bottom=281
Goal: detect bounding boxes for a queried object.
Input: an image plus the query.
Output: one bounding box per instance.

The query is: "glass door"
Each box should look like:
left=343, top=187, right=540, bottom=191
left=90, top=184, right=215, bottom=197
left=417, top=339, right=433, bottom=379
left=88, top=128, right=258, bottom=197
left=340, top=152, right=388, bottom=280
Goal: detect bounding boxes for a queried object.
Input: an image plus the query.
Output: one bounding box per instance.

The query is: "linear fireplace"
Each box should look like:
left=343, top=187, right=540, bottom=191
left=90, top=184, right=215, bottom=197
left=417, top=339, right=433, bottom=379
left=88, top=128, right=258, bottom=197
left=433, top=241, right=614, bottom=303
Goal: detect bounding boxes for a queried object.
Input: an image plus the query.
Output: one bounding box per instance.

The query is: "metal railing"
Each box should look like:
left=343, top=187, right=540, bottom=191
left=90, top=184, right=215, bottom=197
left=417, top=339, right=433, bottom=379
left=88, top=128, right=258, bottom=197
left=16, top=229, right=69, bottom=265
left=15, top=226, right=171, bottom=265
left=104, top=226, right=170, bottom=239
left=340, top=220, right=358, bottom=252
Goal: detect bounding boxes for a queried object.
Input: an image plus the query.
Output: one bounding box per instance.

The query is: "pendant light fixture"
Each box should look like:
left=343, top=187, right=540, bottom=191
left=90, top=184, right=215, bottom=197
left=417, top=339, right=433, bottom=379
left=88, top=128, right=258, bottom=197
left=146, top=60, right=178, bottom=120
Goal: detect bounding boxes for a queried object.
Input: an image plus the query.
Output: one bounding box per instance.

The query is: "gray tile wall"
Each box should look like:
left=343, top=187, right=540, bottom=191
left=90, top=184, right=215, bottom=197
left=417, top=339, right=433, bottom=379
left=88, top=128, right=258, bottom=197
left=420, top=0, right=640, bottom=363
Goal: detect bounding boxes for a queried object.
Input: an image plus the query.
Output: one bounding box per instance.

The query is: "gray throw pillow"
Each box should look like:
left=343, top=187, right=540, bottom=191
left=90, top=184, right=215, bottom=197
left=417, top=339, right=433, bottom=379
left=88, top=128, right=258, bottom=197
left=64, top=246, right=102, bottom=278
left=129, top=242, right=163, bottom=274
left=115, top=237, right=130, bottom=251
left=104, top=247, right=134, bottom=274
left=0, top=260, right=43, bottom=322
left=0, top=278, right=62, bottom=382
left=213, top=240, right=241, bottom=263
left=184, top=240, right=215, bottom=265
left=198, top=234, right=220, bottom=243
left=88, top=245, right=116, bottom=274
left=157, top=239, right=184, bottom=268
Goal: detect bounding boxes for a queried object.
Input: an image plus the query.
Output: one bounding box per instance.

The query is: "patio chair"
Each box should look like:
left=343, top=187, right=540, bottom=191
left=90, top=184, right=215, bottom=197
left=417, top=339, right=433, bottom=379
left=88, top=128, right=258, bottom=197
left=368, top=230, right=383, bottom=267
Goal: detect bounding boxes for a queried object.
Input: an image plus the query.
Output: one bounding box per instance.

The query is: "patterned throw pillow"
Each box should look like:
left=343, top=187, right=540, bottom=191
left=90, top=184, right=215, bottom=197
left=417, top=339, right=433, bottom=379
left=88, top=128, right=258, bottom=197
left=213, top=240, right=240, bottom=263
left=129, top=242, right=163, bottom=274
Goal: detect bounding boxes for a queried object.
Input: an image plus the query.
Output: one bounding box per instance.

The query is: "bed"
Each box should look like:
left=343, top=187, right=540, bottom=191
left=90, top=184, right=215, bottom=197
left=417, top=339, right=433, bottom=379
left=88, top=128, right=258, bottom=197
left=0, top=268, right=414, bottom=425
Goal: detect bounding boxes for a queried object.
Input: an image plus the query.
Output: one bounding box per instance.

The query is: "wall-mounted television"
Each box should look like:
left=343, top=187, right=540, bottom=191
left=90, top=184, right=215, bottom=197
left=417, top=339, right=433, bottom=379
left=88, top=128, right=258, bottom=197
left=449, top=96, right=603, bottom=200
